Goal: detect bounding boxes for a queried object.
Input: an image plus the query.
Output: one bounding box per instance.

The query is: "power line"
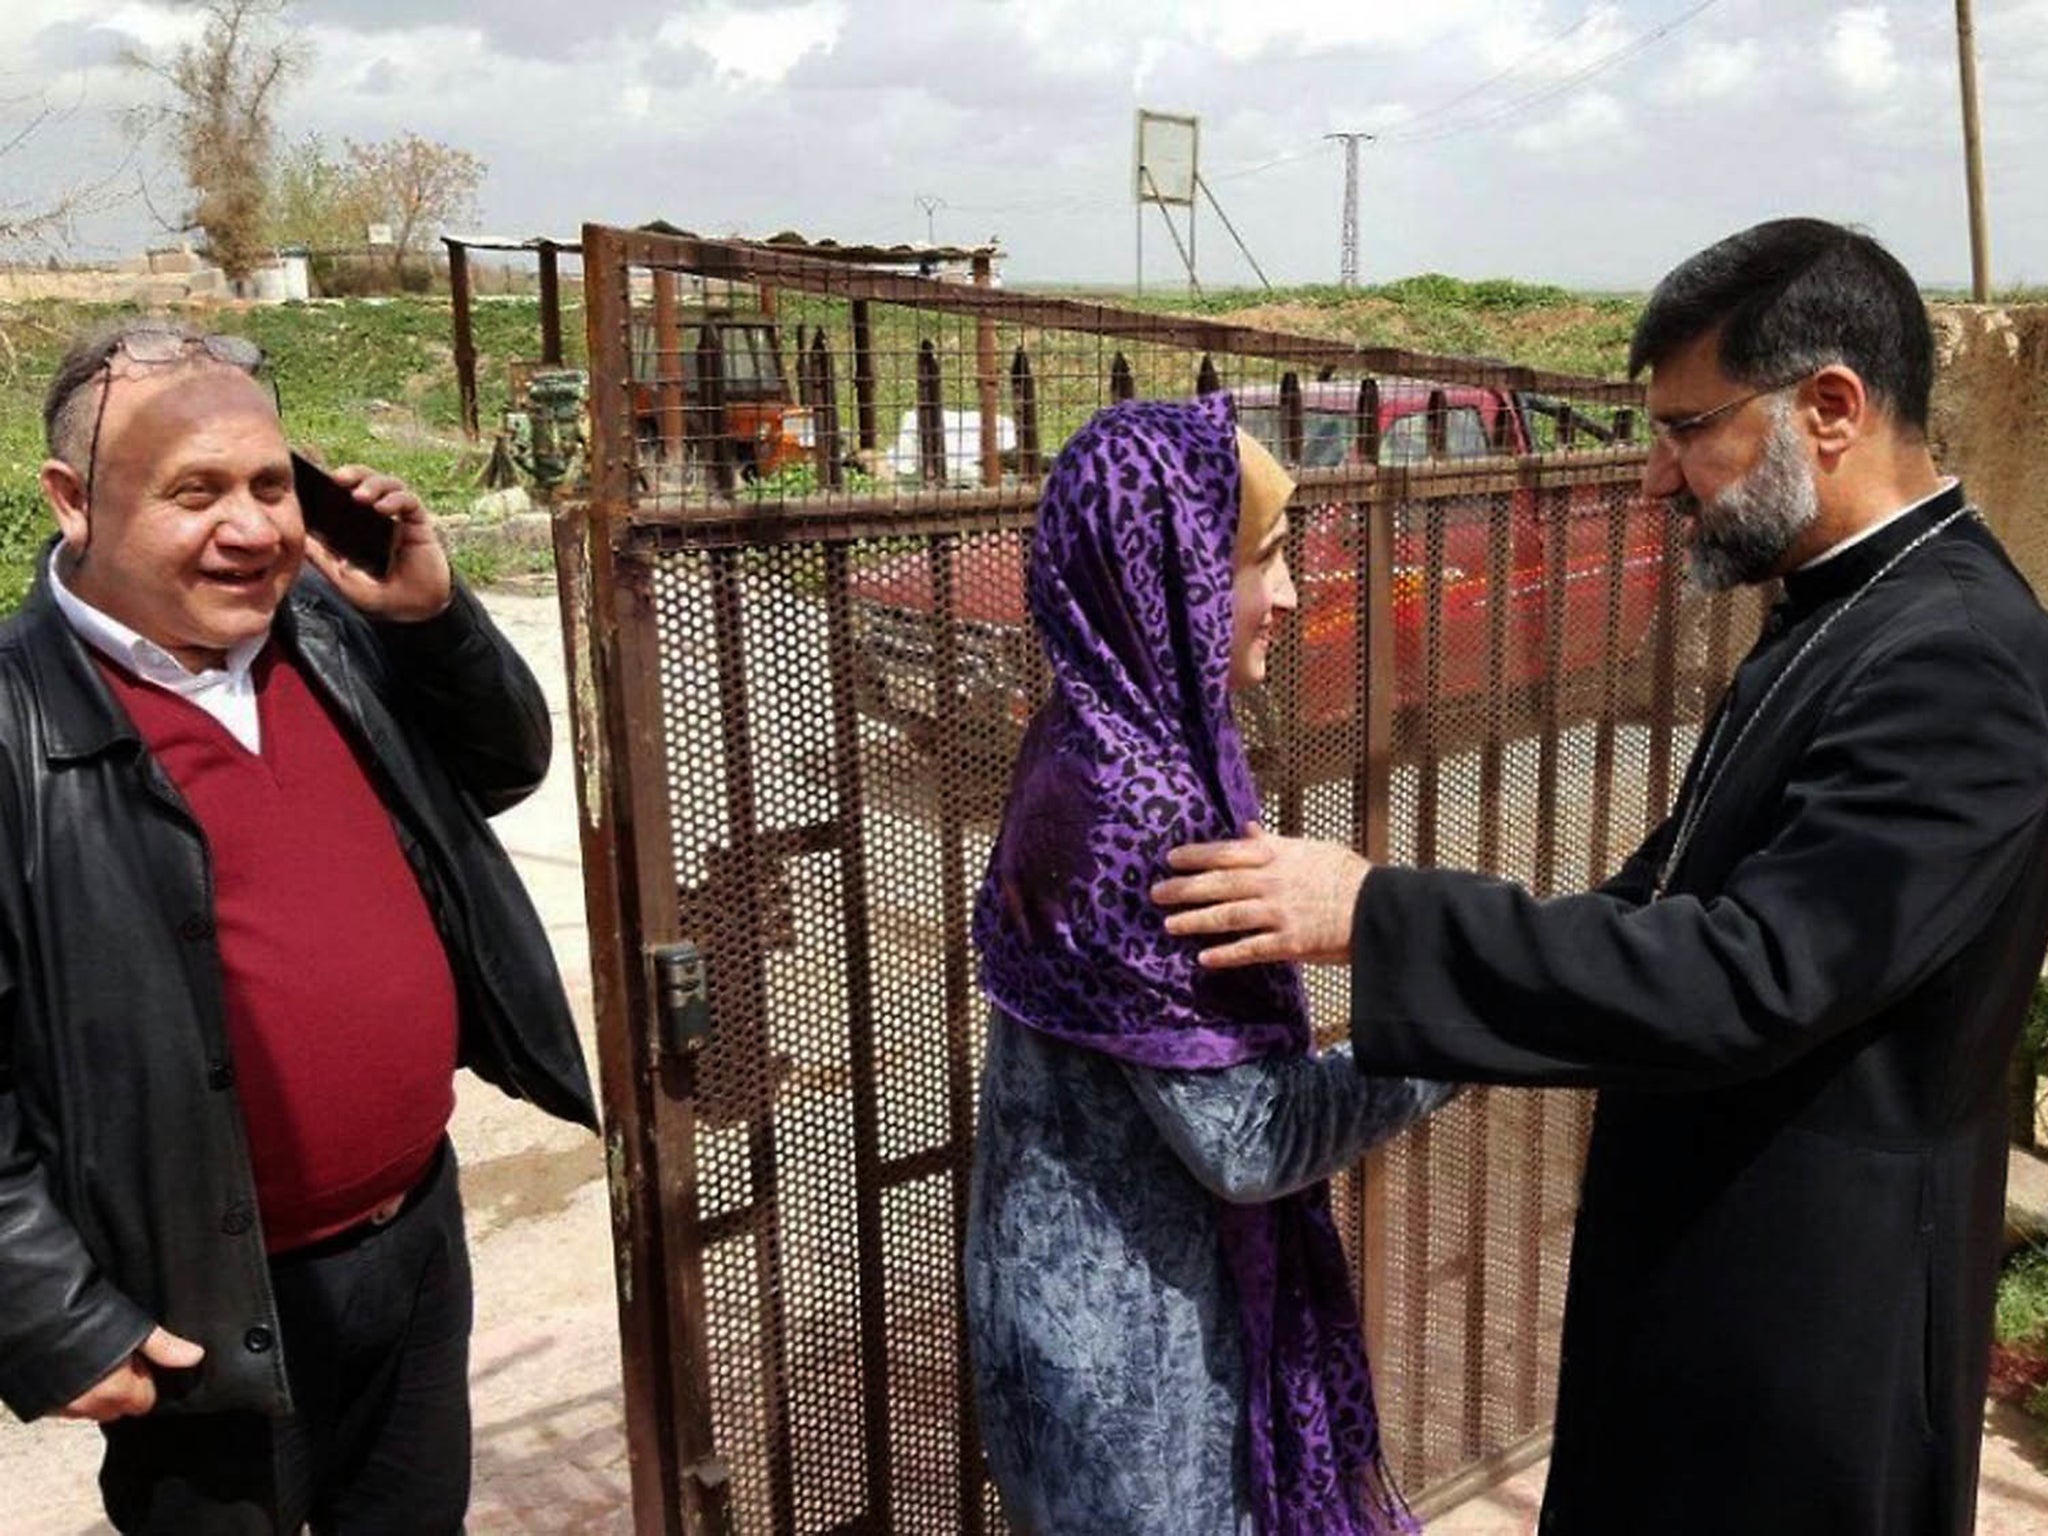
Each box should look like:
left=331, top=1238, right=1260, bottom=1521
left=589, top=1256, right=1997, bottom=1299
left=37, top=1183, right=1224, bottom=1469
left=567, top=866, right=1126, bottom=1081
left=1396, top=6, right=1602, bottom=131
left=949, top=2, right=1721, bottom=222
left=1386, top=0, right=1721, bottom=144
left=934, top=2, right=1718, bottom=238
left=944, top=138, right=1337, bottom=219
left=1383, top=0, right=1725, bottom=146
left=1206, top=141, right=1340, bottom=183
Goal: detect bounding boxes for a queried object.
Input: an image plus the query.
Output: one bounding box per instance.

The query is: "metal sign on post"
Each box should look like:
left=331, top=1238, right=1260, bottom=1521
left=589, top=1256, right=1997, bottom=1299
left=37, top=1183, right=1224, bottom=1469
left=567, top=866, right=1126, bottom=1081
left=1134, top=109, right=1200, bottom=295
left=1133, top=110, right=1199, bottom=206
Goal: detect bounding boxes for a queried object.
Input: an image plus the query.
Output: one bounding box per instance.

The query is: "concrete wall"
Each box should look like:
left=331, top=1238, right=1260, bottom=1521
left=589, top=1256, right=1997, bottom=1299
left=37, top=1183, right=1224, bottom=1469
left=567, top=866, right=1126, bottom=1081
left=0, top=266, right=229, bottom=303
left=1929, top=305, right=2048, bottom=594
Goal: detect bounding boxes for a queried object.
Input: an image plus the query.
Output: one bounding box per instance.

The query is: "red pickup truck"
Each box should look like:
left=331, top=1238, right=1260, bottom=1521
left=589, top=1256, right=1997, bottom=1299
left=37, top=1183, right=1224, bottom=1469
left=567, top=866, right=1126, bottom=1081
left=849, top=378, right=1672, bottom=780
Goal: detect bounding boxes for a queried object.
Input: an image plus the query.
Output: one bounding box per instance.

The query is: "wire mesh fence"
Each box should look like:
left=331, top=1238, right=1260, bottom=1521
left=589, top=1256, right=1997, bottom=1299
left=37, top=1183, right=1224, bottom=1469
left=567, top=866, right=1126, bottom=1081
left=558, top=224, right=1765, bottom=1532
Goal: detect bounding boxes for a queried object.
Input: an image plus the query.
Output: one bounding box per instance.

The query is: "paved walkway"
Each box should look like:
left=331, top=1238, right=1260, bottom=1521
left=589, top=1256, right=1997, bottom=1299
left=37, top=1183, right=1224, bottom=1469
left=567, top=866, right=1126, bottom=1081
left=4, top=589, right=2047, bottom=1533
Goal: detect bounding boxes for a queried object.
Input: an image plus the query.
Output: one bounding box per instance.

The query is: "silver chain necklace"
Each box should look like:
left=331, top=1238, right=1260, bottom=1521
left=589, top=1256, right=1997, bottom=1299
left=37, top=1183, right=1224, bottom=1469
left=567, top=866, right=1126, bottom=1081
left=1652, top=503, right=1978, bottom=898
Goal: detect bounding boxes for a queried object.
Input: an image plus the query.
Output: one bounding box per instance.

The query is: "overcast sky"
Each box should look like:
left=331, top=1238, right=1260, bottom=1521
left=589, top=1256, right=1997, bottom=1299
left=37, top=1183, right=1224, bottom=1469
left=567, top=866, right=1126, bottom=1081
left=3, top=0, right=2044, bottom=291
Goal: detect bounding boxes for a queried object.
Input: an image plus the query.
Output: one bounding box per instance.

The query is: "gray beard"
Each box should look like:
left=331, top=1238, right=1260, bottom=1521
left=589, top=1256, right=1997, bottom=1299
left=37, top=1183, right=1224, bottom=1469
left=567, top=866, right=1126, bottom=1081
left=1669, top=407, right=1819, bottom=592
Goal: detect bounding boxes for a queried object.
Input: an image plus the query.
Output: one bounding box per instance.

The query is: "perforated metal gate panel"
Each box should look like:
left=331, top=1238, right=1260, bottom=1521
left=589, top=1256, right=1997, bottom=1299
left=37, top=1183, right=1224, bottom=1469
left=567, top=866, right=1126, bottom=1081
left=559, top=225, right=1761, bottom=1533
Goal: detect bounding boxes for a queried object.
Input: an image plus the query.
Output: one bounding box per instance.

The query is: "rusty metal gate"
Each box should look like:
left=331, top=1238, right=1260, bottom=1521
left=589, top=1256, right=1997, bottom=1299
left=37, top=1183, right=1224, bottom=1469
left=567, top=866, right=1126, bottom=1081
left=553, top=225, right=1765, bottom=1533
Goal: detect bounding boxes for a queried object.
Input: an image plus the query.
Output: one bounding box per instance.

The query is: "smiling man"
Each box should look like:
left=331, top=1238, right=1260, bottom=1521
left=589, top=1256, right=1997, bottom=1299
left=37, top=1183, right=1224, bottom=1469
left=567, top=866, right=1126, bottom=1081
left=1153, top=220, right=2048, bottom=1534
left=0, top=319, right=596, bottom=1534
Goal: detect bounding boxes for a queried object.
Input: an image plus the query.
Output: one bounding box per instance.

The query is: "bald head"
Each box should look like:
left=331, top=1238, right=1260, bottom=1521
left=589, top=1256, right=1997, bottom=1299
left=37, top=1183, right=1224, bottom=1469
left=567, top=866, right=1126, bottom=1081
left=36, top=328, right=303, bottom=674
left=42, top=319, right=268, bottom=475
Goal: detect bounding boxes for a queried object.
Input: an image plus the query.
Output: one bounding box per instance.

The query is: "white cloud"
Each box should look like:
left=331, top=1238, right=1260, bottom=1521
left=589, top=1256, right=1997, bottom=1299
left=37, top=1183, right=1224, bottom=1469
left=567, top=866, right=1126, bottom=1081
left=1473, top=2, right=1630, bottom=76
left=0, top=0, right=192, bottom=59
left=1510, top=88, right=1626, bottom=151
left=1007, top=0, right=1533, bottom=69
left=1173, top=0, right=1452, bottom=61
left=1663, top=36, right=1763, bottom=102
left=1827, top=7, right=1902, bottom=96
left=1, top=0, right=2044, bottom=287
left=658, top=1, right=845, bottom=86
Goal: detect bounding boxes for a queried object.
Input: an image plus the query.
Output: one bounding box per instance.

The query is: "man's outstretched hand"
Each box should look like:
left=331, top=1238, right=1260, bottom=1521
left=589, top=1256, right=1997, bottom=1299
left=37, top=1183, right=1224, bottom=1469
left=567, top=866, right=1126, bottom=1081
left=1151, top=823, right=1372, bottom=969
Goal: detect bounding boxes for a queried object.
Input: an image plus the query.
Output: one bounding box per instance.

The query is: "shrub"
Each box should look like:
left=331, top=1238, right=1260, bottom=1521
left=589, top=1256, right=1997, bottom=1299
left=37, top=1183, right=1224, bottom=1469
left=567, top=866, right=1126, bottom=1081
left=1998, top=1244, right=2048, bottom=1347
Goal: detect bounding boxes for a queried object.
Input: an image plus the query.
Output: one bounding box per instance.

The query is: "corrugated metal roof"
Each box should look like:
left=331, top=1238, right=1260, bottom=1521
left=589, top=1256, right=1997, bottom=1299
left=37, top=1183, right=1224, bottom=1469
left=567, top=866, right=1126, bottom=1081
left=443, top=225, right=1002, bottom=264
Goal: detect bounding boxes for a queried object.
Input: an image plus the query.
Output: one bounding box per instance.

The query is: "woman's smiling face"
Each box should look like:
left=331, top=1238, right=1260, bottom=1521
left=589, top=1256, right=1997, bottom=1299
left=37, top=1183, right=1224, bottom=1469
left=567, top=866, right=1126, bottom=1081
left=1230, top=510, right=1296, bottom=691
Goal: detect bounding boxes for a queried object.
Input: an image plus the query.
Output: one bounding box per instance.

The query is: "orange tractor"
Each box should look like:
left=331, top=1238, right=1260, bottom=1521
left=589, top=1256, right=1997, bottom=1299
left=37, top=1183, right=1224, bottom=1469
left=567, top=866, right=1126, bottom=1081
left=627, top=310, right=814, bottom=490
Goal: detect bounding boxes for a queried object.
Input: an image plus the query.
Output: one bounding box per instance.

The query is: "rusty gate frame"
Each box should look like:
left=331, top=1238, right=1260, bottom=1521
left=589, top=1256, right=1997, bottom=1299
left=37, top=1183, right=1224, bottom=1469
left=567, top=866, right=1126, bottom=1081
left=552, top=223, right=1732, bottom=1533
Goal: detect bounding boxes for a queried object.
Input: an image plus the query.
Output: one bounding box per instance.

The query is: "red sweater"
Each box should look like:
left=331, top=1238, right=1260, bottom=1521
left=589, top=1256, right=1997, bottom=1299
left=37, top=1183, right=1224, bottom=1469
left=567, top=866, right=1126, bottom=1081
left=97, top=647, right=459, bottom=1253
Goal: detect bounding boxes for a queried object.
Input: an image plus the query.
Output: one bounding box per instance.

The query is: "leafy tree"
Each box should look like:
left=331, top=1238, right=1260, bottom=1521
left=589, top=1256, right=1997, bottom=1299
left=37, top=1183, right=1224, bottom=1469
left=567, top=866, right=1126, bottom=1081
left=128, top=0, right=305, bottom=281
left=266, top=134, right=370, bottom=252
left=345, top=133, right=485, bottom=273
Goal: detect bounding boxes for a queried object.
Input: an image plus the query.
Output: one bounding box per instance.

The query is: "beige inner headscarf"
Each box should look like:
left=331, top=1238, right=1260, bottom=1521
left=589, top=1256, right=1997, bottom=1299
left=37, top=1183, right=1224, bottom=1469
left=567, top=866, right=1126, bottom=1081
left=1234, top=427, right=1296, bottom=564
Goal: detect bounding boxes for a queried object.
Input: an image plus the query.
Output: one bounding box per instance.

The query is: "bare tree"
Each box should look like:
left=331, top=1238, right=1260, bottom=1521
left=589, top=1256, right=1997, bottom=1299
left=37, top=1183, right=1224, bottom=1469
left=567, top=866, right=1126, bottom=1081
left=345, top=133, right=486, bottom=273
left=128, top=0, right=306, bottom=281
left=0, top=84, right=136, bottom=255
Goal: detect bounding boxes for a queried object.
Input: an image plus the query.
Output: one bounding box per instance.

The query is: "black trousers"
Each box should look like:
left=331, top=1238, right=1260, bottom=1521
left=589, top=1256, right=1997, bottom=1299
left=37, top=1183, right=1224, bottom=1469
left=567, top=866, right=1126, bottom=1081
left=99, top=1141, right=474, bottom=1535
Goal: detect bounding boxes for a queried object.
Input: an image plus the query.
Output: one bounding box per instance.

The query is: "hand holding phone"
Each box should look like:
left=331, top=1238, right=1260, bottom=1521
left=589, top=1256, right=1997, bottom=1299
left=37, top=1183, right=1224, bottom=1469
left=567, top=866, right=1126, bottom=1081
left=292, top=451, right=398, bottom=579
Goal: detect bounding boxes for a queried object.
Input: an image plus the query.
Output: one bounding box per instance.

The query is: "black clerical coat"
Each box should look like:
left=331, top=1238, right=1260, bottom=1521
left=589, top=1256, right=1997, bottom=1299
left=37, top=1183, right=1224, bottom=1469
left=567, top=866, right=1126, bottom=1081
left=1351, top=484, right=2048, bottom=1535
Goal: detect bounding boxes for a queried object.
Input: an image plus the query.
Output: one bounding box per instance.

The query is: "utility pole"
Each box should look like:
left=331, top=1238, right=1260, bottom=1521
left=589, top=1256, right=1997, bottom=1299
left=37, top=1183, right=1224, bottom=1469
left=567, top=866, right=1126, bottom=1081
left=1955, top=0, right=1992, bottom=300
left=1325, top=133, right=1374, bottom=288
left=915, top=193, right=945, bottom=246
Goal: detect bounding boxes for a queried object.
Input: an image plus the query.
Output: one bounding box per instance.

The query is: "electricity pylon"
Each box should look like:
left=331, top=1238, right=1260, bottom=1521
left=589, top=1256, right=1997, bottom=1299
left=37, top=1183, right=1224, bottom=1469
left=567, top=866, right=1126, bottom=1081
left=1324, top=133, right=1374, bottom=288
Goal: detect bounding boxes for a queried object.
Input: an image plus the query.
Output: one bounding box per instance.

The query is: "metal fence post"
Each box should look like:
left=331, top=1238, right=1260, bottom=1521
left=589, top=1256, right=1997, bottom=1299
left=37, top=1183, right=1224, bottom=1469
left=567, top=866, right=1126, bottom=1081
left=1010, top=349, right=1041, bottom=479
left=446, top=237, right=479, bottom=441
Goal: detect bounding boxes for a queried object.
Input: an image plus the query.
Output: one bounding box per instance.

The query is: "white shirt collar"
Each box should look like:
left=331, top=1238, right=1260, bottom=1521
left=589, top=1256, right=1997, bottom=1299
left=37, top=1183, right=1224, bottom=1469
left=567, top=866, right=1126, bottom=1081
left=48, top=547, right=269, bottom=691
left=1795, top=478, right=1959, bottom=572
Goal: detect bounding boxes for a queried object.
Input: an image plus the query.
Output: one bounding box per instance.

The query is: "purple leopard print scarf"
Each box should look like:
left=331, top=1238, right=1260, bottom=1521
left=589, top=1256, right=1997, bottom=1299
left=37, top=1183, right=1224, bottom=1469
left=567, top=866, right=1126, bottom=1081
left=973, top=393, right=1415, bottom=1535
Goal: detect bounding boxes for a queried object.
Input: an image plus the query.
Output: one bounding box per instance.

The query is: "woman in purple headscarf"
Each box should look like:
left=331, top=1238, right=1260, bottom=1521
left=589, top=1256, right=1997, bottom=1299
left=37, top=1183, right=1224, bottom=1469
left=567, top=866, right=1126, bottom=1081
left=967, top=393, right=1453, bottom=1535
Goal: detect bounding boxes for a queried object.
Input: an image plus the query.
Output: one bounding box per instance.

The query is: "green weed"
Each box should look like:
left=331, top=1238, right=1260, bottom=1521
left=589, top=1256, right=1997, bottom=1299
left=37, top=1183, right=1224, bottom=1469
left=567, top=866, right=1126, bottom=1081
left=1998, top=1244, right=2048, bottom=1347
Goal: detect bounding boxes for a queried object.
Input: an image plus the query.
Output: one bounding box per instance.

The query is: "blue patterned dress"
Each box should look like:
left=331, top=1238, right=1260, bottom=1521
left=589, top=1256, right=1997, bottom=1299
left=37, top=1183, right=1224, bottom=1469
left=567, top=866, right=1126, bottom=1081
left=965, top=1009, right=1453, bottom=1535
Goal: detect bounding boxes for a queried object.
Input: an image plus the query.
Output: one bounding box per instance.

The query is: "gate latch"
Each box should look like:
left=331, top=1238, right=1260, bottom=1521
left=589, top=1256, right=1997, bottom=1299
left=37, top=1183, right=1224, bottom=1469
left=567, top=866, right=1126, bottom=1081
left=649, top=940, right=712, bottom=1055
left=684, top=1454, right=733, bottom=1533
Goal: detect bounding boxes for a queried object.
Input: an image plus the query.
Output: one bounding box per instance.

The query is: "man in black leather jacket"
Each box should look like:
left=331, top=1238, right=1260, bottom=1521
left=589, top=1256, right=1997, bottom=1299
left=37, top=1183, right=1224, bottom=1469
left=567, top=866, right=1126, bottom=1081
left=0, top=318, right=597, bottom=1533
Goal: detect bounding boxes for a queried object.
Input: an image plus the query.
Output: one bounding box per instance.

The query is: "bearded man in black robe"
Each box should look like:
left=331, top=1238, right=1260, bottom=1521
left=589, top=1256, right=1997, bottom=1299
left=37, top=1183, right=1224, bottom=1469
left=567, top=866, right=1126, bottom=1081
left=1154, top=217, right=2048, bottom=1535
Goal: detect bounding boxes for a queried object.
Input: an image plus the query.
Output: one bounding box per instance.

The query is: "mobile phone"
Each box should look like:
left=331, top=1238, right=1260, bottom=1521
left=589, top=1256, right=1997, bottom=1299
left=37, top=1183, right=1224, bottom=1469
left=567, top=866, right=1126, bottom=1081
left=292, top=452, right=397, bottom=579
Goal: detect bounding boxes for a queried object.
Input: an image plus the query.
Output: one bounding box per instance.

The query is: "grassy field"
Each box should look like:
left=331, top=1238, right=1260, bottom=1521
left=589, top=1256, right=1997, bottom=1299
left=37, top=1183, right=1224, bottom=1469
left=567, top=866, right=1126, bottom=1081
left=0, top=277, right=1650, bottom=610
left=1120, top=274, right=1646, bottom=380
left=0, top=295, right=583, bottom=607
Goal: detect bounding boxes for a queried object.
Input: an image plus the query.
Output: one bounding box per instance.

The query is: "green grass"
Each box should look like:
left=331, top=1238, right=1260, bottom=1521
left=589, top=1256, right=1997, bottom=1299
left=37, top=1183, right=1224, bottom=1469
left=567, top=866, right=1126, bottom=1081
left=2024, top=977, right=2048, bottom=1076
left=1999, top=1244, right=2048, bottom=1348
left=1996, top=1243, right=2048, bottom=1427
left=0, top=295, right=581, bottom=614
left=1998, top=979, right=2048, bottom=1427
left=1113, top=274, right=1645, bottom=381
